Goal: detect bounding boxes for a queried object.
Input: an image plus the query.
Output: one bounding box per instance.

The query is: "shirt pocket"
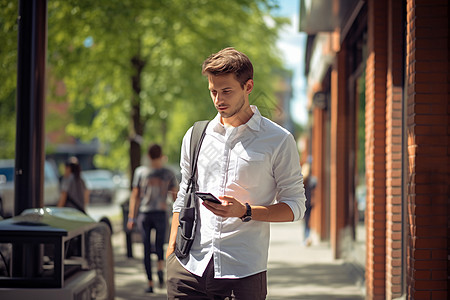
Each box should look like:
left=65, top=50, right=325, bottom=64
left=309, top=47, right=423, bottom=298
left=233, top=151, right=266, bottom=188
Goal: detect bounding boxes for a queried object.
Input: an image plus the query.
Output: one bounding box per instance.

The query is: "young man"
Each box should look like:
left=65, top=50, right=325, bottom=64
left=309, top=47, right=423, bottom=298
left=128, top=144, right=178, bottom=293
left=166, top=48, right=306, bottom=299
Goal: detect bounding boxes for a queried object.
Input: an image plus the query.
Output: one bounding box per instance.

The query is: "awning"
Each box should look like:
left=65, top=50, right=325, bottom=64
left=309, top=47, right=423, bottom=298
left=299, top=0, right=363, bottom=34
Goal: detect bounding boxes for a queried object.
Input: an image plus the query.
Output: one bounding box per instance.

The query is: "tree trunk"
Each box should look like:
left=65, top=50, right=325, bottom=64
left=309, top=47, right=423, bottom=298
left=129, top=54, right=145, bottom=188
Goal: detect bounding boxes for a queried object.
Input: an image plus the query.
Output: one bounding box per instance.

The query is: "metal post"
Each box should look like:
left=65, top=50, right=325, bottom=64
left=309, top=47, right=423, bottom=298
left=13, top=0, right=47, bottom=278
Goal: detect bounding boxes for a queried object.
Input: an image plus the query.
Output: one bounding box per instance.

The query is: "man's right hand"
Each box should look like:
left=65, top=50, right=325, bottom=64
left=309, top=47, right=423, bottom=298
left=166, top=246, right=175, bottom=259
left=166, top=212, right=180, bottom=259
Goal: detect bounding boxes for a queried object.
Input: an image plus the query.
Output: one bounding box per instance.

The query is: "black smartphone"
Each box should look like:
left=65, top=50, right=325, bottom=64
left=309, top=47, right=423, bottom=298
left=195, top=192, right=221, bottom=204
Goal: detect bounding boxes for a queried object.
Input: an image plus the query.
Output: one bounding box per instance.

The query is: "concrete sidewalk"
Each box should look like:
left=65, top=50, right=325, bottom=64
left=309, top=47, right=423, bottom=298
left=112, top=221, right=365, bottom=299
left=266, top=222, right=365, bottom=299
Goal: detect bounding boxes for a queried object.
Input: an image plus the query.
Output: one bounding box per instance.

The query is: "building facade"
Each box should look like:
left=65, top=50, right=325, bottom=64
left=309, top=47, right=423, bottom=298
left=300, top=0, right=449, bottom=299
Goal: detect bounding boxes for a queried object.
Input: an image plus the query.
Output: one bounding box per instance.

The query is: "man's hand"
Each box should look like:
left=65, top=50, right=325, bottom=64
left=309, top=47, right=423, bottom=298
left=203, top=197, right=295, bottom=222
left=166, top=212, right=180, bottom=259
left=127, top=219, right=135, bottom=231
left=202, top=195, right=247, bottom=218
left=166, top=246, right=175, bottom=259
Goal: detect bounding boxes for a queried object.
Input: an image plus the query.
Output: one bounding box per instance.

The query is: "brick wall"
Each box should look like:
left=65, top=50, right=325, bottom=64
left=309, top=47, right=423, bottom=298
left=365, top=0, right=388, bottom=298
left=305, top=1, right=448, bottom=298
left=385, top=0, right=404, bottom=298
left=311, top=107, right=328, bottom=240
left=405, top=0, right=449, bottom=298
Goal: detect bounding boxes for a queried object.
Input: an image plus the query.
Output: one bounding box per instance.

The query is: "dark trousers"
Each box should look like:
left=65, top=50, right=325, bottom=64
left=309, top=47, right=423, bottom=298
left=137, top=211, right=166, bottom=281
left=167, top=253, right=267, bottom=300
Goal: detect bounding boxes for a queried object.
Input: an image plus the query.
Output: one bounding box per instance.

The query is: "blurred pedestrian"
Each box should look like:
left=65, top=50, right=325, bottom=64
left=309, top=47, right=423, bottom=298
left=301, top=162, right=317, bottom=246
left=166, top=47, right=306, bottom=299
left=58, top=156, right=89, bottom=213
left=127, top=144, right=179, bottom=293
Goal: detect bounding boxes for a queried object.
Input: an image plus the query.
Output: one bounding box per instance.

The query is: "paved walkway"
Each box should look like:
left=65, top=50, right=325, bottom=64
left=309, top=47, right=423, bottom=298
left=112, top=221, right=365, bottom=299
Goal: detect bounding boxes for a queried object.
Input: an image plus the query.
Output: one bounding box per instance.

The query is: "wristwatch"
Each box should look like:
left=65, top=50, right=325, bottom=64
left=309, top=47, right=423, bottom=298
left=240, top=203, right=252, bottom=222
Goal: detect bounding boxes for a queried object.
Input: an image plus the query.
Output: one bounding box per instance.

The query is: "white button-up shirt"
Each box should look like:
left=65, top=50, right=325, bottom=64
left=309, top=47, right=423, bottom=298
left=173, top=106, right=306, bottom=279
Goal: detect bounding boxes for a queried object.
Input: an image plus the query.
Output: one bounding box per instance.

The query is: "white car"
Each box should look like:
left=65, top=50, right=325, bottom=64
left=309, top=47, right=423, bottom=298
left=0, top=159, right=60, bottom=218
left=82, top=169, right=117, bottom=204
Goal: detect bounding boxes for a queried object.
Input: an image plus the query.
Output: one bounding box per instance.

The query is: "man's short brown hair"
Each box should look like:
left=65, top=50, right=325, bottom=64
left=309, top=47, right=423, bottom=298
left=202, top=47, right=253, bottom=88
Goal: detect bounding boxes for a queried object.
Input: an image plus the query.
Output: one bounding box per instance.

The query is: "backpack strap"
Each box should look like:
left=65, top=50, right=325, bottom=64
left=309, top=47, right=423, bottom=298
left=186, top=120, right=210, bottom=193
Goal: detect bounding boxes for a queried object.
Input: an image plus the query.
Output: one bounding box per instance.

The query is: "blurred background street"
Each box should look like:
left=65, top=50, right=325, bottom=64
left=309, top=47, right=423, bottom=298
left=1, top=0, right=450, bottom=298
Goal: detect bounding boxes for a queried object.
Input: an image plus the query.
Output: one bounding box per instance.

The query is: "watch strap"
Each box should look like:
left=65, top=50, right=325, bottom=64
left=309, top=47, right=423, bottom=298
left=241, top=203, right=252, bottom=222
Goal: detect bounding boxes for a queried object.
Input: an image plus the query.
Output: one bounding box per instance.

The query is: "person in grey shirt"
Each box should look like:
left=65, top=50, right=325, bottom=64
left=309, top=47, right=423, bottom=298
left=58, top=156, right=89, bottom=213
left=128, top=144, right=178, bottom=293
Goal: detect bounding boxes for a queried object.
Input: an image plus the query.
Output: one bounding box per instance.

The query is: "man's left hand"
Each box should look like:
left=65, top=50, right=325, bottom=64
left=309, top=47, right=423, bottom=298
left=202, top=195, right=246, bottom=218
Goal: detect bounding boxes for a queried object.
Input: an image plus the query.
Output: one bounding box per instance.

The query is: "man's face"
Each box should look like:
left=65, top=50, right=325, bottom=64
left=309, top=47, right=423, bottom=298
left=208, top=73, right=253, bottom=125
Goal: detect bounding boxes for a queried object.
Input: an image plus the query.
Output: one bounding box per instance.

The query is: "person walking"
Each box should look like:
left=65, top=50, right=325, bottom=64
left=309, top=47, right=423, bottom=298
left=127, top=144, right=178, bottom=293
left=58, top=156, right=90, bottom=258
left=58, top=156, right=89, bottom=213
left=166, top=47, right=306, bottom=299
left=301, top=162, right=317, bottom=246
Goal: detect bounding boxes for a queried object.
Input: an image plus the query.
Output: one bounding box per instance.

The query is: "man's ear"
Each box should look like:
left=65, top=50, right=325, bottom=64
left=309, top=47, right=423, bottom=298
left=245, top=79, right=254, bottom=94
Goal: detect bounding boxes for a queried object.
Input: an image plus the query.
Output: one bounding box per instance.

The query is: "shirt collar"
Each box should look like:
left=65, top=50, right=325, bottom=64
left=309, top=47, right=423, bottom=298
left=211, top=105, right=262, bottom=134
left=246, top=105, right=262, bottom=131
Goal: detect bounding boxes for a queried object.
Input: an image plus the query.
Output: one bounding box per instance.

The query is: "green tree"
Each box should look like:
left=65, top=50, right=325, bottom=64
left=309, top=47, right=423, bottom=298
left=2, top=0, right=288, bottom=182
left=0, top=1, right=18, bottom=158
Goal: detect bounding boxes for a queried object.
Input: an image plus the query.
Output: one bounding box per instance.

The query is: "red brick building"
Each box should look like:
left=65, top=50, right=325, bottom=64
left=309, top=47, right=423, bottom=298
left=299, top=0, right=449, bottom=299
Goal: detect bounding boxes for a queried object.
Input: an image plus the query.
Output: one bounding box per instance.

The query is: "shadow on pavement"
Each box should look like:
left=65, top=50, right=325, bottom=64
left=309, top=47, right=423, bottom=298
left=267, top=261, right=364, bottom=300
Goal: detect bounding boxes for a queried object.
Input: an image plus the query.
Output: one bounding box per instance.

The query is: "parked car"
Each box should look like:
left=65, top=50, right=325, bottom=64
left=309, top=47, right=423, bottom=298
left=0, top=159, right=60, bottom=218
left=82, top=169, right=116, bottom=204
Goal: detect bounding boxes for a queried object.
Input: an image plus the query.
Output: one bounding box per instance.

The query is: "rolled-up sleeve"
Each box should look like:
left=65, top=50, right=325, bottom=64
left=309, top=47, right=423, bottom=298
left=172, top=127, right=193, bottom=213
left=272, top=134, right=306, bottom=221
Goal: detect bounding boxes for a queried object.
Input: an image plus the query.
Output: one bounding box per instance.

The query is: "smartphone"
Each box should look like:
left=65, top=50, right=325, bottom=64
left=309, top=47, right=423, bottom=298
left=195, top=192, right=221, bottom=204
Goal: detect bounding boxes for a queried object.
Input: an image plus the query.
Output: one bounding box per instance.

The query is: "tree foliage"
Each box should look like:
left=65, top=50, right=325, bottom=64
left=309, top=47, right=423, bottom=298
left=1, top=0, right=288, bottom=179
left=0, top=1, right=18, bottom=158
